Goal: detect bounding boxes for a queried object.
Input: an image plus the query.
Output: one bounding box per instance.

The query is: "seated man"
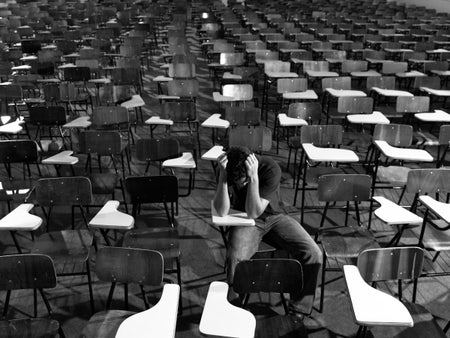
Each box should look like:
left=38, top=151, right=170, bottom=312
left=213, top=146, right=322, bottom=316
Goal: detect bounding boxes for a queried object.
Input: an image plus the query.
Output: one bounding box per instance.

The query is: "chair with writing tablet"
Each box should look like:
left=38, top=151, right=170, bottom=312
left=344, top=247, right=447, bottom=338
left=233, top=259, right=308, bottom=338
left=82, top=248, right=179, bottom=338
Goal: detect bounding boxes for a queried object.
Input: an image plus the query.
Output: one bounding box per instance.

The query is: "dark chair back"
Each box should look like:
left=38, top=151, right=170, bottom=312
left=96, top=247, right=163, bottom=286
left=373, top=124, right=412, bottom=147
left=229, top=126, right=272, bottom=152
left=233, top=259, right=303, bottom=294
left=300, top=125, right=343, bottom=146
left=79, top=131, right=123, bottom=156
left=35, top=177, right=92, bottom=207
left=318, top=174, right=372, bottom=202
left=357, top=247, right=424, bottom=283
left=0, top=254, right=56, bottom=291
left=29, top=106, right=66, bottom=126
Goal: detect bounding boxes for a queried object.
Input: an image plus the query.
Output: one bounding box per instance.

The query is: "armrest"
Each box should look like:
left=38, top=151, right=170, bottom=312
left=89, top=200, right=134, bottom=230
left=211, top=201, right=255, bottom=227
left=199, top=281, right=256, bottom=338
left=115, top=284, right=180, bottom=338
left=0, top=203, right=42, bottom=231
left=373, top=196, right=422, bottom=225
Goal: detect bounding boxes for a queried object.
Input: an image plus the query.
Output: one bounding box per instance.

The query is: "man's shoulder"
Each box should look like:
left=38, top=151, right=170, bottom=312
left=258, top=156, right=281, bottom=179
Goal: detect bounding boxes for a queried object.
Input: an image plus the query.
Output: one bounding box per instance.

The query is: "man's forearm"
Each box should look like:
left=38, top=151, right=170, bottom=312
left=245, top=176, right=266, bottom=219
left=213, top=172, right=230, bottom=216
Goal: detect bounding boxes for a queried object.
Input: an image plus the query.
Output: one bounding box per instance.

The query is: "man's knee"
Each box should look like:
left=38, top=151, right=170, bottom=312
left=304, top=241, right=323, bottom=265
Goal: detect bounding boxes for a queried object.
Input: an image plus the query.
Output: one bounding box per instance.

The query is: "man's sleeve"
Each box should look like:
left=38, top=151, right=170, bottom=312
left=258, top=160, right=281, bottom=200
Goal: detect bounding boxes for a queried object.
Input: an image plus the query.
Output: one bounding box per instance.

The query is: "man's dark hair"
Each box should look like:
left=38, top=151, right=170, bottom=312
left=226, top=146, right=252, bottom=185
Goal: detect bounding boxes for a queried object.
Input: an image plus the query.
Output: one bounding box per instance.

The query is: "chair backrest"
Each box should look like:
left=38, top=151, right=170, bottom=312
left=135, top=138, right=181, bottom=163
left=277, top=78, right=307, bottom=94
left=255, top=51, right=279, bottom=62
left=167, top=79, right=199, bottom=98
left=29, top=105, right=66, bottom=126
left=63, top=66, right=91, bottom=82
left=167, top=63, right=196, bottom=78
left=35, top=177, right=92, bottom=207
left=318, top=174, right=372, bottom=202
left=263, top=60, right=290, bottom=73
left=218, top=52, right=245, bottom=66
left=96, top=247, right=163, bottom=286
left=322, top=76, right=351, bottom=90
left=337, top=97, right=374, bottom=115
left=92, top=106, right=129, bottom=127
left=287, top=102, right=322, bottom=123
left=160, top=101, right=196, bottom=122
left=372, top=124, right=413, bottom=147
left=300, top=125, right=343, bottom=146
left=225, top=106, right=261, bottom=127
left=0, top=84, right=23, bottom=100
left=110, top=68, right=141, bottom=86
left=405, top=168, right=450, bottom=195
left=233, top=259, right=303, bottom=294
left=221, top=84, right=253, bottom=101
left=288, top=45, right=311, bottom=60
left=341, top=60, right=368, bottom=73
left=439, top=125, right=450, bottom=146
left=125, top=175, right=179, bottom=206
left=79, top=131, right=124, bottom=156
left=21, top=39, right=41, bottom=54
left=0, top=139, right=39, bottom=165
left=381, top=61, right=408, bottom=74
left=357, top=247, right=424, bottom=283
left=366, top=76, right=396, bottom=90
left=413, top=76, right=441, bottom=90
left=424, top=61, right=449, bottom=73
left=303, top=61, right=329, bottom=72
left=229, top=126, right=272, bottom=152
left=0, top=254, right=56, bottom=291
left=396, top=96, right=430, bottom=113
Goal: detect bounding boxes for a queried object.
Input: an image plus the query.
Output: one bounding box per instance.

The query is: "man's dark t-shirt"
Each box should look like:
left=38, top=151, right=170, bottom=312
left=229, top=156, right=286, bottom=220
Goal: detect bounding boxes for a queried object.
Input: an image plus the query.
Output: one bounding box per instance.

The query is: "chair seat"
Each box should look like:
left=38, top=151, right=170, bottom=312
left=420, top=220, right=450, bottom=251
left=123, top=227, right=181, bottom=262
left=81, top=310, right=134, bottom=338
left=0, top=318, right=60, bottom=338
left=370, top=302, right=446, bottom=338
left=32, top=230, right=93, bottom=264
left=322, top=226, right=379, bottom=258
left=255, top=314, right=307, bottom=338
left=89, top=173, right=118, bottom=194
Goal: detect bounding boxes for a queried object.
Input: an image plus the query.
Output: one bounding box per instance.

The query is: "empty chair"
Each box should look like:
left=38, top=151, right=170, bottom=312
left=0, top=254, right=63, bottom=337
left=232, top=259, right=308, bottom=338
left=82, top=247, right=179, bottom=338
left=316, top=174, right=378, bottom=311
left=344, top=247, right=448, bottom=337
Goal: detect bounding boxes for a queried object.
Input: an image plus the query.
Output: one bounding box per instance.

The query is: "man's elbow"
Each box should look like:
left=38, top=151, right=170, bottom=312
left=247, top=210, right=263, bottom=219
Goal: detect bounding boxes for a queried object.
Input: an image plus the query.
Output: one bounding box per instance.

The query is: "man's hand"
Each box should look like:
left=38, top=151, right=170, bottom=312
left=218, top=153, right=228, bottom=173
left=245, top=153, right=258, bottom=181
